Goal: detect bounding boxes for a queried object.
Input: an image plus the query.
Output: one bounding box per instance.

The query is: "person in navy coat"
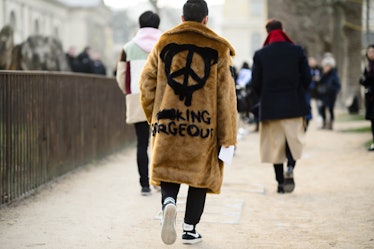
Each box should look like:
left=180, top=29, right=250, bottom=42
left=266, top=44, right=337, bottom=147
left=251, top=19, right=311, bottom=193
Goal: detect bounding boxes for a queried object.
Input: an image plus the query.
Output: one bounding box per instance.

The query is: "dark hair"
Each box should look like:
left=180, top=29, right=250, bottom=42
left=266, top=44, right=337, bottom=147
left=265, top=19, right=283, bottom=33
left=366, top=44, right=374, bottom=59
left=139, top=11, right=160, bottom=29
left=183, top=0, right=208, bottom=22
left=242, top=62, right=249, bottom=69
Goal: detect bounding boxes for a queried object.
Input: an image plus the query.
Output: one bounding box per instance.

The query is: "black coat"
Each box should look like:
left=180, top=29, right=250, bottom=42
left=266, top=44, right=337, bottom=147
left=318, top=69, right=340, bottom=108
left=251, top=42, right=311, bottom=121
left=360, top=68, right=374, bottom=120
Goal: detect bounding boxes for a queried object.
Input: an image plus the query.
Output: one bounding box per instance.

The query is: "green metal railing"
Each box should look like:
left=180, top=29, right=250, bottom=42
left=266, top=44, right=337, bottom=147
left=0, top=71, right=136, bottom=205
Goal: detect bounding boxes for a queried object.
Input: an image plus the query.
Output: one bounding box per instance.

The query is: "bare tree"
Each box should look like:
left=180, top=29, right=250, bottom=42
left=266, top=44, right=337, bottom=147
left=267, top=0, right=362, bottom=108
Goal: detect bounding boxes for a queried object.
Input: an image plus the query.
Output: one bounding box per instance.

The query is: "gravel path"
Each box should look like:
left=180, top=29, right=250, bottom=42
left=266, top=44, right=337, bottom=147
left=1, top=113, right=373, bottom=249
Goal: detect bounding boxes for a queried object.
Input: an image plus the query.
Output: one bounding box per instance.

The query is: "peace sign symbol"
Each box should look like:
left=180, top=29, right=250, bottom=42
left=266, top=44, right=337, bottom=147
left=161, top=43, right=218, bottom=106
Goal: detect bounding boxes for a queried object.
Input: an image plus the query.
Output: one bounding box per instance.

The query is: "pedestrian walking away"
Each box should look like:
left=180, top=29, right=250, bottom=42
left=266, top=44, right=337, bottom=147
left=317, top=54, right=341, bottom=130
left=360, top=44, right=374, bottom=151
left=306, top=57, right=322, bottom=129
left=251, top=19, right=311, bottom=194
left=139, top=0, right=237, bottom=245
left=115, top=11, right=162, bottom=196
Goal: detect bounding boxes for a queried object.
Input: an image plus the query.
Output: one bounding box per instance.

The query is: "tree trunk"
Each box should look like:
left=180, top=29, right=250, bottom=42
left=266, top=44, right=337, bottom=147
left=267, top=0, right=362, bottom=110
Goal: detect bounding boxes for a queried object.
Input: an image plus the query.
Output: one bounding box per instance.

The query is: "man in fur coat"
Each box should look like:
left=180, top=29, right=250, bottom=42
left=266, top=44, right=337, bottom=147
left=251, top=19, right=311, bottom=194
left=139, top=0, right=237, bottom=245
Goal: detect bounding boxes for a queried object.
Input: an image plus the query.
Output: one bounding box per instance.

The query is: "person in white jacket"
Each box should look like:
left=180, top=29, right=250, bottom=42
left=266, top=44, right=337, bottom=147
left=236, top=62, right=252, bottom=88
left=116, top=11, right=162, bottom=196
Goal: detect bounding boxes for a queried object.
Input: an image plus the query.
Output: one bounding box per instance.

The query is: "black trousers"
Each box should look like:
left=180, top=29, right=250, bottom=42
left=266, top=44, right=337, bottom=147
left=319, top=104, right=335, bottom=122
left=134, top=122, right=150, bottom=188
left=273, top=142, right=296, bottom=184
left=161, top=182, right=207, bottom=226
left=371, top=120, right=374, bottom=142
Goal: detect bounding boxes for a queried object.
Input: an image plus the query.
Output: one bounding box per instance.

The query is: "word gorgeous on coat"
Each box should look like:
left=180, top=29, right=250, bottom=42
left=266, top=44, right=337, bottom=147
left=152, top=108, right=213, bottom=138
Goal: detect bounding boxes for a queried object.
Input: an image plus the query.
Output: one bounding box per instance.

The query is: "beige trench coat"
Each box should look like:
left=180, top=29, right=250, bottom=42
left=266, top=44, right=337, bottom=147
left=260, top=117, right=306, bottom=164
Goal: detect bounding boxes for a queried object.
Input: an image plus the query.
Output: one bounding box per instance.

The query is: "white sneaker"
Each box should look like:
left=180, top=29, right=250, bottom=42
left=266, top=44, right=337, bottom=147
left=161, top=199, right=177, bottom=245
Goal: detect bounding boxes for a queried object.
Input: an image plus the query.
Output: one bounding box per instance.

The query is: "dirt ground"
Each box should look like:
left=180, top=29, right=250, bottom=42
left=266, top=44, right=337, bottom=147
left=0, top=112, right=373, bottom=249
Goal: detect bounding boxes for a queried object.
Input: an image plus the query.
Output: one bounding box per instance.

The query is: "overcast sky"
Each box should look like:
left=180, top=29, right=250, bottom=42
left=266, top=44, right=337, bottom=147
left=103, top=0, right=224, bottom=9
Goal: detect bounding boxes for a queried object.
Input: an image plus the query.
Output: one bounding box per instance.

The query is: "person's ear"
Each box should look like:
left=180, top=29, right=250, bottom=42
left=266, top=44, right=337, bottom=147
left=202, top=16, right=208, bottom=25
left=181, top=16, right=185, bottom=22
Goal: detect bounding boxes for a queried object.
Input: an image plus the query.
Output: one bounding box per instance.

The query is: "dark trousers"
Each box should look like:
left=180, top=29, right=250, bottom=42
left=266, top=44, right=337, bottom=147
left=371, top=120, right=374, bottom=142
left=273, top=142, right=296, bottom=184
left=134, top=122, right=150, bottom=188
left=319, top=104, right=335, bottom=122
left=161, top=182, right=207, bottom=225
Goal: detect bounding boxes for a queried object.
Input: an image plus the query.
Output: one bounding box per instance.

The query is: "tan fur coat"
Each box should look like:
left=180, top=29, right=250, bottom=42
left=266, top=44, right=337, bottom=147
left=139, top=21, right=237, bottom=193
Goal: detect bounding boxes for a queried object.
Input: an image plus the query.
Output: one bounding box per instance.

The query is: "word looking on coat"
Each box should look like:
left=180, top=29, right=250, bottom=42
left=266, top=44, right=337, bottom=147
left=152, top=108, right=213, bottom=138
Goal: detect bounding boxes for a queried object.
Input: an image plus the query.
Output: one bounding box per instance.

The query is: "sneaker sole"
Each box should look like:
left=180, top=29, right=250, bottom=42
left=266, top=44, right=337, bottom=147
left=182, top=238, right=202, bottom=244
left=161, top=204, right=177, bottom=245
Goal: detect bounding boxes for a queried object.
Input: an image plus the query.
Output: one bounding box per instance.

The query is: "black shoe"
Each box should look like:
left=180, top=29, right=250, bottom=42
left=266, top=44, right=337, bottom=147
left=284, top=167, right=295, bottom=193
left=368, top=143, right=374, bottom=152
left=182, top=223, right=202, bottom=244
left=277, top=183, right=285, bottom=194
left=141, top=187, right=151, bottom=196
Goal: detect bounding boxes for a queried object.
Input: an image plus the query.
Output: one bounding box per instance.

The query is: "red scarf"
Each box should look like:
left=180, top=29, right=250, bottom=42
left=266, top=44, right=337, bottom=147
left=263, top=30, right=294, bottom=47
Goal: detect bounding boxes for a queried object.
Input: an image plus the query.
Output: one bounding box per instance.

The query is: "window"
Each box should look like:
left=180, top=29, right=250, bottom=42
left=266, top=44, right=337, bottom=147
left=10, top=11, right=16, bottom=29
left=251, top=32, right=262, bottom=56
left=250, top=0, right=263, bottom=16
left=54, top=26, right=59, bottom=37
left=34, top=19, right=40, bottom=34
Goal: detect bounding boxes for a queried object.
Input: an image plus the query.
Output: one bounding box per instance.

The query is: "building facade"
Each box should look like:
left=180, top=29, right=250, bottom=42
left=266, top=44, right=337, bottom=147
left=0, top=0, right=114, bottom=72
left=1, top=0, right=269, bottom=73
left=221, top=0, right=267, bottom=67
left=363, top=0, right=374, bottom=48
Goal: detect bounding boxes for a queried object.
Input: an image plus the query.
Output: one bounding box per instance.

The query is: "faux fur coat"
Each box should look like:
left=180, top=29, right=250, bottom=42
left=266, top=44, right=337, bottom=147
left=139, top=21, right=237, bottom=194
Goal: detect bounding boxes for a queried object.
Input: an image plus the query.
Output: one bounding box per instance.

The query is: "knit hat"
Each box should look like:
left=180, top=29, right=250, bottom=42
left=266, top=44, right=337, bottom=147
left=321, top=55, right=336, bottom=68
